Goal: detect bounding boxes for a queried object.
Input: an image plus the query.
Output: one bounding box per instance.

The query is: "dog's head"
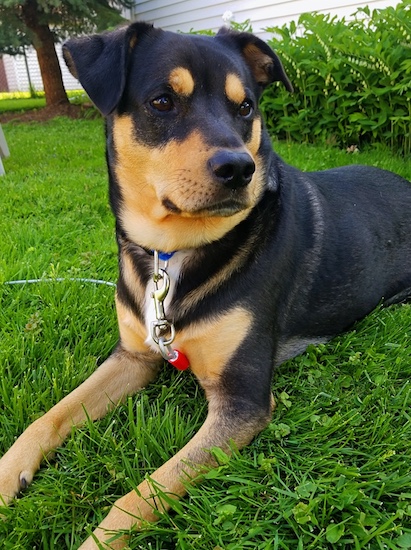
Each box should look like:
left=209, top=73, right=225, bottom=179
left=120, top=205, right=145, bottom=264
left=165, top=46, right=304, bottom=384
left=64, top=23, right=292, bottom=251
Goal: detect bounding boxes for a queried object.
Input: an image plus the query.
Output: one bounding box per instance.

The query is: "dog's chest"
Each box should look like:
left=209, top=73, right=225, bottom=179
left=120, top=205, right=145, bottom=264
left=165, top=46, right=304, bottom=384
left=143, top=251, right=190, bottom=351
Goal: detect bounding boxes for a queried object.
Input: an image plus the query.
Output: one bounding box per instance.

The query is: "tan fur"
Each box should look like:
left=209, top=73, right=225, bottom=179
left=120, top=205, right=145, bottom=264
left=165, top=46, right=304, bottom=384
left=62, top=49, right=78, bottom=79
left=128, top=33, right=138, bottom=51
left=116, top=298, right=150, bottom=355
left=225, top=73, right=246, bottom=104
left=248, top=118, right=263, bottom=156
left=176, top=306, right=252, bottom=380
left=169, top=67, right=195, bottom=96
left=120, top=251, right=147, bottom=310
left=113, top=115, right=264, bottom=251
left=243, top=43, right=274, bottom=85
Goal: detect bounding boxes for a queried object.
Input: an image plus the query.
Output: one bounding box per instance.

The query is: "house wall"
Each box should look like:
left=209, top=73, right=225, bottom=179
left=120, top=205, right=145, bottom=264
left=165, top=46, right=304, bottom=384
left=132, top=0, right=401, bottom=37
left=2, top=45, right=81, bottom=94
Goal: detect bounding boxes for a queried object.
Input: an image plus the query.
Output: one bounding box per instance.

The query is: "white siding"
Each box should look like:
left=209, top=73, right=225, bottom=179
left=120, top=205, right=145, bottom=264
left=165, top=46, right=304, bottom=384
left=3, top=44, right=81, bottom=93
left=3, top=56, right=18, bottom=91
left=132, top=0, right=402, bottom=37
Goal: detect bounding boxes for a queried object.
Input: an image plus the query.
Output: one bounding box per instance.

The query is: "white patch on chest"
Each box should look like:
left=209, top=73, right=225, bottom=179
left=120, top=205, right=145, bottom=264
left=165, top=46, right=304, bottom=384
left=144, top=251, right=191, bottom=352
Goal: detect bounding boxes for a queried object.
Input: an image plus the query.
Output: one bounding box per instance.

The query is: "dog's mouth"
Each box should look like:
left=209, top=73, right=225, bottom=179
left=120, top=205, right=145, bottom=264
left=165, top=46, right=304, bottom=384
left=162, top=197, right=249, bottom=217
left=196, top=200, right=248, bottom=217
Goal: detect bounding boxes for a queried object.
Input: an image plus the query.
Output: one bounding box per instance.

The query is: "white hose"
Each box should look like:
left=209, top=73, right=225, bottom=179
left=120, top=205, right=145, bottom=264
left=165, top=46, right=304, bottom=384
left=4, top=277, right=116, bottom=287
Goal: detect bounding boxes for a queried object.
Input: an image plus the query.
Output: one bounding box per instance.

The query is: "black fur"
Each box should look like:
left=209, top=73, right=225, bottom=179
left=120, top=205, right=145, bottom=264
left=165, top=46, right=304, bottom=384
left=63, top=21, right=411, bottom=387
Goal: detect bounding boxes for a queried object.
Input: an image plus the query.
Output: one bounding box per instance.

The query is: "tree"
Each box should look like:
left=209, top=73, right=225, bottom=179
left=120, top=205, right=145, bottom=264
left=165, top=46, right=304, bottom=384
left=0, top=0, right=133, bottom=107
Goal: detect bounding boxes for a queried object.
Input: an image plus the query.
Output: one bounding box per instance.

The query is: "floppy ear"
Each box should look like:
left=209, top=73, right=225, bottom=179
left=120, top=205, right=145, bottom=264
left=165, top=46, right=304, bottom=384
left=216, top=28, right=293, bottom=93
left=63, top=22, right=156, bottom=116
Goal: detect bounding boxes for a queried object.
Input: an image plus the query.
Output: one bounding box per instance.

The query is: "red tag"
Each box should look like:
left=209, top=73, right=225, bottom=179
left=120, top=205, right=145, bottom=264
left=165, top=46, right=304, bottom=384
left=168, top=349, right=190, bottom=371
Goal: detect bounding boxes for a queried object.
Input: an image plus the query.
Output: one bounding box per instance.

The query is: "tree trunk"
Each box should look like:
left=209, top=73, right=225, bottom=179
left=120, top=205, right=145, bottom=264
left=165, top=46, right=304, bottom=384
left=21, top=0, right=69, bottom=107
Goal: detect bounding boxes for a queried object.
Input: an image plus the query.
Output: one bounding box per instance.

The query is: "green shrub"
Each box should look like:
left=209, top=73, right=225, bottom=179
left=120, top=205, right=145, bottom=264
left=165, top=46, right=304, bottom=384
left=262, top=1, right=411, bottom=154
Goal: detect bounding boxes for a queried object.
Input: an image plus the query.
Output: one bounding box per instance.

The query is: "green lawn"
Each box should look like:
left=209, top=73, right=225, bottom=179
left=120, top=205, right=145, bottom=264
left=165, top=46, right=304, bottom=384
left=0, top=118, right=410, bottom=549
left=0, top=97, right=47, bottom=113
left=0, top=92, right=89, bottom=114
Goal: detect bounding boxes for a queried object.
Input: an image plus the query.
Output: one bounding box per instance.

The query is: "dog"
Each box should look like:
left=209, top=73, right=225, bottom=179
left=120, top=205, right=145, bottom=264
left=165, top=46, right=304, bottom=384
left=0, top=22, right=410, bottom=549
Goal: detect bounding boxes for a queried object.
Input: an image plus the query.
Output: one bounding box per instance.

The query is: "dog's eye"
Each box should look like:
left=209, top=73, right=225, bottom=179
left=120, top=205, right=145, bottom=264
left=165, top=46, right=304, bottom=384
left=239, top=100, right=253, bottom=118
left=150, top=95, right=174, bottom=112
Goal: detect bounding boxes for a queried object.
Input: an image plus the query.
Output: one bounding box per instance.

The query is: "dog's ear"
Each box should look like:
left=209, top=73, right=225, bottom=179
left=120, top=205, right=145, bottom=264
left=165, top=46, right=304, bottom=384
left=216, top=28, right=293, bottom=93
left=63, top=22, right=156, bottom=116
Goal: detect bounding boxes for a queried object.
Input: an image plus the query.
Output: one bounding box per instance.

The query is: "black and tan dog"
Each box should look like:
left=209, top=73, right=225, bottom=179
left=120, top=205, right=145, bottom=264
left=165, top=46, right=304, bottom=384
left=1, top=22, right=411, bottom=549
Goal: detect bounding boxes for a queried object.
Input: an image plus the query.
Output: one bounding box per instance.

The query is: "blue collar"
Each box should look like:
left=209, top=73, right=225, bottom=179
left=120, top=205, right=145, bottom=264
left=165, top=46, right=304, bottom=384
left=139, top=245, right=176, bottom=261
left=156, top=251, right=176, bottom=261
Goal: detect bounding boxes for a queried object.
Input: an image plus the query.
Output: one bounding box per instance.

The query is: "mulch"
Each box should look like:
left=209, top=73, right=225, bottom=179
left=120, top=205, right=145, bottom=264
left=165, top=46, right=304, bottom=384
left=0, top=103, right=100, bottom=124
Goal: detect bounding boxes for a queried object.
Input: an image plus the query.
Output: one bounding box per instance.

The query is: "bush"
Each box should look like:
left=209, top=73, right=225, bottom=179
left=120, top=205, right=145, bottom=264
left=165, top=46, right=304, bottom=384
left=262, top=1, right=411, bottom=154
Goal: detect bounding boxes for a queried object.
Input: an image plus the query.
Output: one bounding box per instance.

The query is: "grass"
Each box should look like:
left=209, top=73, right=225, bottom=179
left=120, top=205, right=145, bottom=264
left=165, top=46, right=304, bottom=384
left=0, top=97, right=47, bottom=112
left=0, top=91, right=88, bottom=113
left=0, top=117, right=410, bottom=549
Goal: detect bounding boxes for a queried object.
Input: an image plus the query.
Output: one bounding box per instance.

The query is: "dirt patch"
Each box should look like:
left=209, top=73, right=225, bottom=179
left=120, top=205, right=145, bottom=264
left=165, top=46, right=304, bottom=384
left=0, top=103, right=100, bottom=123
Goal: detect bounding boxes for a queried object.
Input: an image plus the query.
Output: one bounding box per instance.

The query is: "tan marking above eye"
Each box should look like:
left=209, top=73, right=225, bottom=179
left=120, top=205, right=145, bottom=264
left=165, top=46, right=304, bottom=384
left=225, top=73, right=246, bottom=104
left=169, top=67, right=195, bottom=96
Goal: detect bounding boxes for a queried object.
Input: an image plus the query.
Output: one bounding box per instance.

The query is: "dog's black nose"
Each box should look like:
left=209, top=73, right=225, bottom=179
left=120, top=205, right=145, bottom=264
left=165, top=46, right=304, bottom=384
left=208, top=151, right=255, bottom=189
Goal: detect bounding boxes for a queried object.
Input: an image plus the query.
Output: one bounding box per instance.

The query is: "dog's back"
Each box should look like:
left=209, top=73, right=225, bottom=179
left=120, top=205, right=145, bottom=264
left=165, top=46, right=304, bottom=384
left=266, top=160, right=411, bottom=363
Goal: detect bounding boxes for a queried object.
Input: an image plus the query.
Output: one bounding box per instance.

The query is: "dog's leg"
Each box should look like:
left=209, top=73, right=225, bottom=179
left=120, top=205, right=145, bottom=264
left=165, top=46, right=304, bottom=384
left=0, top=347, right=160, bottom=506
left=80, top=386, right=274, bottom=550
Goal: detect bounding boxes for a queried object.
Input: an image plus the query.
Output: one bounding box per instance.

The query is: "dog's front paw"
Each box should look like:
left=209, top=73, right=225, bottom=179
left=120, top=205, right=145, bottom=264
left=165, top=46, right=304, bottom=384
left=0, top=450, right=36, bottom=507
left=0, top=420, right=49, bottom=508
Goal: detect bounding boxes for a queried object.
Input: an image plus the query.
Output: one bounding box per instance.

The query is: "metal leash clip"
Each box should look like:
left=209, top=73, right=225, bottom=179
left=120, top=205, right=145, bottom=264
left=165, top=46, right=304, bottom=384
left=150, top=251, right=190, bottom=370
